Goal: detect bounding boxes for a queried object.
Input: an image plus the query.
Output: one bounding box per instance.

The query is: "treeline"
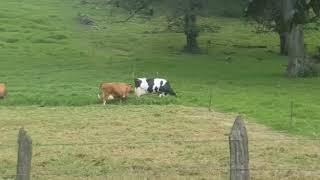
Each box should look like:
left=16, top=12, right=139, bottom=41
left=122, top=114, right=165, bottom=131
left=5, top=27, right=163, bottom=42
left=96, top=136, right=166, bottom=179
left=85, top=0, right=320, bottom=77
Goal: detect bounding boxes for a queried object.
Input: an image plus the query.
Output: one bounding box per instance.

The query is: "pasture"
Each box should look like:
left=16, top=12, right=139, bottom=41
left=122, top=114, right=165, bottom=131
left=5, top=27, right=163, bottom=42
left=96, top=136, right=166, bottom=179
left=0, top=0, right=320, bottom=179
left=1, top=106, right=320, bottom=179
left=0, top=0, right=320, bottom=137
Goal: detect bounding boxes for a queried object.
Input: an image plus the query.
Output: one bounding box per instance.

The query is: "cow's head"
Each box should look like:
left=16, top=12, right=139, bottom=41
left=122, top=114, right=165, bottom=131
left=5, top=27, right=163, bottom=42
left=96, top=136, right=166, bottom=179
left=127, top=84, right=133, bottom=93
left=134, top=78, right=142, bottom=88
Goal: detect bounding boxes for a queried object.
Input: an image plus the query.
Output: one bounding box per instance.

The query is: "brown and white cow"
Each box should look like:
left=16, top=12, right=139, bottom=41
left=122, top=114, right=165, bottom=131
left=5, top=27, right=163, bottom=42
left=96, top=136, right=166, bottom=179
left=98, top=82, right=132, bottom=105
left=0, top=83, right=7, bottom=99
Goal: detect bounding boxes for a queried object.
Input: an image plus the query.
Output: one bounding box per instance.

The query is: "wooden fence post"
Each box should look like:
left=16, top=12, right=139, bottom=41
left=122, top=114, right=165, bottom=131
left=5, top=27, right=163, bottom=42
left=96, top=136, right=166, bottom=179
left=16, top=128, right=32, bottom=180
left=229, top=116, right=250, bottom=180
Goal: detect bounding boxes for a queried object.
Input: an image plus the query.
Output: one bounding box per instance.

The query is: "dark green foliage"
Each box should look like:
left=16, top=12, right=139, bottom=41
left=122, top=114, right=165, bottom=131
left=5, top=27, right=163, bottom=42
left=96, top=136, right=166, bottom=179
left=246, top=0, right=320, bottom=77
left=246, top=0, right=320, bottom=28
left=315, top=46, right=320, bottom=60
left=293, top=0, right=309, bottom=24
left=112, top=0, right=154, bottom=16
left=310, top=0, right=320, bottom=16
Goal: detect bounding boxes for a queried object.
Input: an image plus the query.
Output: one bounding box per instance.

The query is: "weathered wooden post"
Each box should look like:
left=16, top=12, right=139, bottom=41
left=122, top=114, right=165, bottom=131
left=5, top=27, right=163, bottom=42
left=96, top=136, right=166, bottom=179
left=16, top=128, right=32, bottom=180
left=229, top=116, right=250, bottom=180
left=208, top=89, right=213, bottom=112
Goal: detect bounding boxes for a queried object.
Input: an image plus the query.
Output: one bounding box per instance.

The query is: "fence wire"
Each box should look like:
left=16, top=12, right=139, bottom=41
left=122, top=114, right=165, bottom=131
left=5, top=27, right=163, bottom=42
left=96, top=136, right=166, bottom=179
left=1, top=124, right=320, bottom=179
left=1, top=137, right=320, bottom=148
left=1, top=168, right=320, bottom=179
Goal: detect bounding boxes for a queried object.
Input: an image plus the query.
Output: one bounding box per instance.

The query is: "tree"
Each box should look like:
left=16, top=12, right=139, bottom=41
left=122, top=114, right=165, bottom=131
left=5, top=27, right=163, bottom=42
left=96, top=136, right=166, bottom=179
left=246, top=0, right=320, bottom=77
left=112, top=0, right=155, bottom=21
left=112, top=0, right=208, bottom=53
left=167, top=0, right=208, bottom=53
left=245, top=0, right=287, bottom=55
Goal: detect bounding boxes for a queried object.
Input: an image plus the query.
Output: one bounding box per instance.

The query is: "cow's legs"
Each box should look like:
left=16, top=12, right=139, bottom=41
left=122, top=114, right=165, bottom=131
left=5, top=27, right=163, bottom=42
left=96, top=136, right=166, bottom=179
left=102, top=92, right=109, bottom=105
left=159, top=92, right=166, bottom=97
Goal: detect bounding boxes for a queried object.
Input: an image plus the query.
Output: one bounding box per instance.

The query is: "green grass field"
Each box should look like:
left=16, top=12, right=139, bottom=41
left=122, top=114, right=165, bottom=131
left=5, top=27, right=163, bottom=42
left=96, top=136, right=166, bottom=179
left=1, top=0, right=320, bottom=178
left=0, top=0, right=320, bottom=138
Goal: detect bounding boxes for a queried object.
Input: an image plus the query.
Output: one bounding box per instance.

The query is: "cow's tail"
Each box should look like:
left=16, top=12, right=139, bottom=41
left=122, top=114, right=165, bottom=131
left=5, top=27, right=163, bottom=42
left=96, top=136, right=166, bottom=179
left=98, top=82, right=103, bottom=99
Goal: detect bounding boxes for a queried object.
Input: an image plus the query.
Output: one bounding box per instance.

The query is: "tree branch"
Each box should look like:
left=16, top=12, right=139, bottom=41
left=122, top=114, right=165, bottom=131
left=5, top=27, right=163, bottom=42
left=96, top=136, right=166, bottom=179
left=112, top=2, right=148, bottom=23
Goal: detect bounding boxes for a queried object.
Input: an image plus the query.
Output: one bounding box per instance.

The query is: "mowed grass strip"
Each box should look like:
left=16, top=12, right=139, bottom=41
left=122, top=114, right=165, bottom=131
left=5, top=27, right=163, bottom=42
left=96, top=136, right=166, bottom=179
left=0, top=106, right=319, bottom=179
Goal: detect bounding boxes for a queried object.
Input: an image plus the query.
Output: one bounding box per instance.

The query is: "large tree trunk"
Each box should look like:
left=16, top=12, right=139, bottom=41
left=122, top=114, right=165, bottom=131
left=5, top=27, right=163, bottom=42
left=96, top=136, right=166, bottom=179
left=278, top=0, right=291, bottom=56
left=286, top=24, right=308, bottom=76
left=281, top=0, right=314, bottom=77
left=184, top=13, right=199, bottom=53
left=279, top=31, right=289, bottom=55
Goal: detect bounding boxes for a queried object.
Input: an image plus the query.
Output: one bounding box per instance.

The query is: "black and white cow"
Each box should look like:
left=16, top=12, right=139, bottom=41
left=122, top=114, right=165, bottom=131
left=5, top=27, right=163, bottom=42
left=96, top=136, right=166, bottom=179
left=134, top=78, right=176, bottom=97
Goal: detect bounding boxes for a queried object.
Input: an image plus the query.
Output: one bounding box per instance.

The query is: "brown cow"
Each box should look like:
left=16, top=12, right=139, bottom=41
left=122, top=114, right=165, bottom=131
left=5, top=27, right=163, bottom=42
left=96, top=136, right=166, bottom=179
left=98, top=82, right=132, bottom=105
left=0, top=83, right=7, bottom=99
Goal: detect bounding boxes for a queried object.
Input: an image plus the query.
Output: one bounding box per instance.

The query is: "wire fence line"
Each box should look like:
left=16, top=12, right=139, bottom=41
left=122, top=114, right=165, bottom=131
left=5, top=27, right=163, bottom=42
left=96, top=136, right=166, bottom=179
left=7, top=167, right=320, bottom=173
left=1, top=137, right=320, bottom=153
left=1, top=168, right=320, bottom=179
left=2, top=117, right=320, bottom=179
left=1, top=137, right=320, bottom=149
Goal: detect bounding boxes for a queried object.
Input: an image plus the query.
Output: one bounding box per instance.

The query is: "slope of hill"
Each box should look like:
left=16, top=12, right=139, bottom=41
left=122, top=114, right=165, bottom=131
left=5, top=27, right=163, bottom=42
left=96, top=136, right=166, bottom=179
left=0, top=0, right=320, bottom=137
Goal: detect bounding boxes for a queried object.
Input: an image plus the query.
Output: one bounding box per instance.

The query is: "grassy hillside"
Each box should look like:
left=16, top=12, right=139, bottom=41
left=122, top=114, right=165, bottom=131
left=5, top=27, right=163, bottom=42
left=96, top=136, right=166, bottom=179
left=0, top=0, right=320, bottom=137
